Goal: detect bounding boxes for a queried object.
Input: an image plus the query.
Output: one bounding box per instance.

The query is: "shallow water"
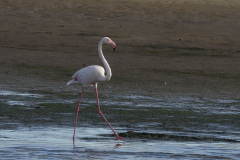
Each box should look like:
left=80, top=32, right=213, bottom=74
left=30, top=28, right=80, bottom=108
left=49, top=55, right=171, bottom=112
left=0, top=89, right=240, bottom=159
left=1, top=126, right=240, bottom=159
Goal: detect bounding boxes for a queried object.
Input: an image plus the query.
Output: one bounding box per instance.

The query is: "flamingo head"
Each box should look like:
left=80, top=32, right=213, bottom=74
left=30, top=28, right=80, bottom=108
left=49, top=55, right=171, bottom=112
left=103, top=37, right=116, bottom=51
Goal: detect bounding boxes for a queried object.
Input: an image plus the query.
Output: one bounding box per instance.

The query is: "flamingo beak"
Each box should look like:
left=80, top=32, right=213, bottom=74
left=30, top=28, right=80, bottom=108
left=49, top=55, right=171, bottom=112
left=109, top=40, right=116, bottom=51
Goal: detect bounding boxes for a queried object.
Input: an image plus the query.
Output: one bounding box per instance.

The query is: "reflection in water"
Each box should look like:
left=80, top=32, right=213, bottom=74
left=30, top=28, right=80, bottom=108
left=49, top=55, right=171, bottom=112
left=115, top=143, right=124, bottom=148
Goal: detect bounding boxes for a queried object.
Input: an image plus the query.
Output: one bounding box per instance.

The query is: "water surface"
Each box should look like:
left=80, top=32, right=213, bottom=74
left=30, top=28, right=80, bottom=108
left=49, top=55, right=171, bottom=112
left=0, top=89, right=240, bottom=159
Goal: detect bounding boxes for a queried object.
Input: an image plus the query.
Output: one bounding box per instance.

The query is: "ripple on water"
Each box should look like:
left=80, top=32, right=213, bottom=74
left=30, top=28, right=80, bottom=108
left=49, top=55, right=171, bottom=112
left=0, top=90, right=44, bottom=98
left=0, top=127, right=240, bottom=159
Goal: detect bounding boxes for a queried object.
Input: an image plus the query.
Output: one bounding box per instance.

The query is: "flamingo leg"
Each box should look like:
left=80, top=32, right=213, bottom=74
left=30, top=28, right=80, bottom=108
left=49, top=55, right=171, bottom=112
left=95, top=88, right=125, bottom=140
left=73, top=87, right=85, bottom=144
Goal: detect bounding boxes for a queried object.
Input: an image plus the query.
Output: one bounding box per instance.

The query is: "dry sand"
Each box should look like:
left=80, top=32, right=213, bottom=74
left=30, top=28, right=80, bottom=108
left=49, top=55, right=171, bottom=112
left=0, top=0, right=240, bottom=98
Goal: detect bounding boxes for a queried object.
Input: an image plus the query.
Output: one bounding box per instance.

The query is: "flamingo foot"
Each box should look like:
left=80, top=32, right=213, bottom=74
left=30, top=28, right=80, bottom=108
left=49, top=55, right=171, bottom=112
left=116, top=134, right=125, bottom=141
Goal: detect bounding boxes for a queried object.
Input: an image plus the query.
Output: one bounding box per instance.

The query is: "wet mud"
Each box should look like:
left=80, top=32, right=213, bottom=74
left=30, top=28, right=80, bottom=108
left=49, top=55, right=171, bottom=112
left=1, top=0, right=240, bottom=159
left=117, top=131, right=239, bottom=143
left=1, top=87, right=240, bottom=159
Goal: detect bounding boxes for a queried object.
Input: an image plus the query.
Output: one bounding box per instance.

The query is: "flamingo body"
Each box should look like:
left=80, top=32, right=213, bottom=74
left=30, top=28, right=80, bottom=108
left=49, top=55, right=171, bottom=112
left=67, top=65, right=107, bottom=87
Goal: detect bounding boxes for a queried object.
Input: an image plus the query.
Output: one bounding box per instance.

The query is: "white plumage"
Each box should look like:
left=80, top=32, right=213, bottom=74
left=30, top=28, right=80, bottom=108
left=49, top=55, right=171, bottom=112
left=67, top=37, right=113, bottom=88
left=67, top=37, right=125, bottom=145
left=67, top=65, right=106, bottom=87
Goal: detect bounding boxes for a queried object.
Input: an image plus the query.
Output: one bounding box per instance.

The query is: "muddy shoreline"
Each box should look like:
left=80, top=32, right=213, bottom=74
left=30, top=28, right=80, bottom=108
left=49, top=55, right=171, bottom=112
left=0, top=0, right=240, bottom=99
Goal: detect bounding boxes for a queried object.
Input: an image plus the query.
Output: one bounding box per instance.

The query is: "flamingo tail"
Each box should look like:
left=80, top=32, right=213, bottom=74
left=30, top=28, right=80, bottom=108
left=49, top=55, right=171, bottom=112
left=67, top=79, right=76, bottom=86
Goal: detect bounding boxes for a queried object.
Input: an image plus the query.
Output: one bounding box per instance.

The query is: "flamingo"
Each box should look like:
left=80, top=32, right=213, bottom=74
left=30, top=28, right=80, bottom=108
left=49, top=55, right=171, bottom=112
left=67, top=37, right=125, bottom=144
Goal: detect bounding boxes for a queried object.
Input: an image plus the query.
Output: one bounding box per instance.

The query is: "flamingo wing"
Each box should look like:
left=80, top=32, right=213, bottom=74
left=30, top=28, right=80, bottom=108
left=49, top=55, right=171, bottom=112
left=67, top=65, right=105, bottom=87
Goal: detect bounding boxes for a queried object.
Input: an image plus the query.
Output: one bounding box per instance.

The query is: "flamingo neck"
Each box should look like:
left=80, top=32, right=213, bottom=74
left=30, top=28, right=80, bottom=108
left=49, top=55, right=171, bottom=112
left=98, top=40, right=112, bottom=82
